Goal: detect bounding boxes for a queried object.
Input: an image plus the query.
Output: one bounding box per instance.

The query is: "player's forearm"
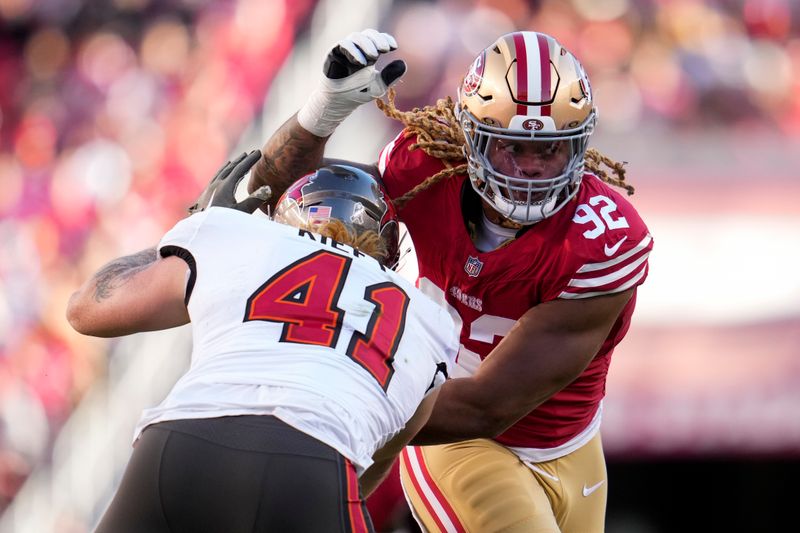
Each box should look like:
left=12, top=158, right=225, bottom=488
left=360, top=456, right=397, bottom=497
left=409, top=378, right=513, bottom=445
left=249, top=29, right=404, bottom=209
left=250, top=113, right=328, bottom=209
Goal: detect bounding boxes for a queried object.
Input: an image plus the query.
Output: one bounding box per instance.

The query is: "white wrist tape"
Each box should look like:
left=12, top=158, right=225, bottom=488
left=297, top=67, right=388, bottom=137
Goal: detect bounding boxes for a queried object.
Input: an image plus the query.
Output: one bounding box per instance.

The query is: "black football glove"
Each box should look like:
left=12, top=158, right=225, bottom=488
left=187, top=150, right=271, bottom=215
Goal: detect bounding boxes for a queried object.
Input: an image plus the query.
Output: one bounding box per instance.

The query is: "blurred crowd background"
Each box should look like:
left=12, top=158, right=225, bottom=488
left=0, top=0, right=318, bottom=518
left=1, top=0, right=798, bottom=531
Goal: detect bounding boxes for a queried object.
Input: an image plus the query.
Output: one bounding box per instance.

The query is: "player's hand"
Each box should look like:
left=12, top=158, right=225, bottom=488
left=298, top=29, right=406, bottom=137
left=323, top=29, right=406, bottom=83
left=187, top=150, right=271, bottom=215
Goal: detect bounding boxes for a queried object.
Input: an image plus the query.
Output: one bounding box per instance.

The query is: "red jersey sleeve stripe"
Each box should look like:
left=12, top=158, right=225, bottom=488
left=559, top=263, right=648, bottom=299
left=578, top=234, right=653, bottom=273
left=568, top=251, right=650, bottom=288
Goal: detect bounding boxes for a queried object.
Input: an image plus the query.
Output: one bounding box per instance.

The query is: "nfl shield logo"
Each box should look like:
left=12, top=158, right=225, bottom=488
left=464, top=256, right=483, bottom=277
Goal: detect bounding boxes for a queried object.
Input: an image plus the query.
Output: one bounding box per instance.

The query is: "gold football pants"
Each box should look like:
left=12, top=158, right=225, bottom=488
left=399, top=433, right=606, bottom=532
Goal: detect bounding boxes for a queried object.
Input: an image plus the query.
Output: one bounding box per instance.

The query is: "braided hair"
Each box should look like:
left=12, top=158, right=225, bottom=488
left=375, top=88, right=634, bottom=210
left=299, top=219, right=387, bottom=262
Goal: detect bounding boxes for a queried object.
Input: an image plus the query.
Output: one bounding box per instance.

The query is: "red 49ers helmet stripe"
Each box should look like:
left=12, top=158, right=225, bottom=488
left=513, top=33, right=529, bottom=115
left=536, top=33, right=552, bottom=116
left=512, top=32, right=553, bottom=117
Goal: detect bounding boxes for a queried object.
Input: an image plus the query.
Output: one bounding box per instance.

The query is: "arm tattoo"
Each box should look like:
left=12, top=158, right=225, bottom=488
left=250, top=114, right=327, bottom=207
left=92, top=247, right=158, bottom=302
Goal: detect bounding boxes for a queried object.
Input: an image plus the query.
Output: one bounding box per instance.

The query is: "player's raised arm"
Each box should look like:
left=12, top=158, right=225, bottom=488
left=249, top=29, right=406, bottom=209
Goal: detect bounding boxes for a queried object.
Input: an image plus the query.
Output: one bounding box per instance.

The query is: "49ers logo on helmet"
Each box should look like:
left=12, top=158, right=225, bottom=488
left=462, top=51, right=486, bottom=96
left=522, top=118, right=545, bottom=131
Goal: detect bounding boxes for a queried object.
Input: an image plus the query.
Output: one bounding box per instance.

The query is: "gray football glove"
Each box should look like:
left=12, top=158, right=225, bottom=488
left=188, top=150, right=271, bottom=215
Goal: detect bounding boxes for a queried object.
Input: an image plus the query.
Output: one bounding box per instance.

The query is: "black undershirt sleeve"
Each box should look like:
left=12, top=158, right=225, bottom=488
left=159, top=245, right=197, bottom=306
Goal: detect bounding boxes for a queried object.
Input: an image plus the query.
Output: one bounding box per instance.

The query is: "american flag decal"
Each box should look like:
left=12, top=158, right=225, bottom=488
left=464, top=256, right=483, bottom=277
left=307, top=205, right=332, bottom=222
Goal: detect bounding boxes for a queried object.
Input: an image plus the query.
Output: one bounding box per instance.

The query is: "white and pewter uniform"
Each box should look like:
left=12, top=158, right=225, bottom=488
left=134, top=207, right=458, bottom=473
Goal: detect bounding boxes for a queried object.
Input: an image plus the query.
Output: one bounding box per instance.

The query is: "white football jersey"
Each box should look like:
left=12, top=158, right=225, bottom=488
left=134, top=207, right=458, bottom=472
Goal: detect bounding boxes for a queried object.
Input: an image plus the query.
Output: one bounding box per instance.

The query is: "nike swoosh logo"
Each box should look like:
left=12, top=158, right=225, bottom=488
left=582, top=480, right=605, bottom=497
left=604, top=236, right=627, bottom=256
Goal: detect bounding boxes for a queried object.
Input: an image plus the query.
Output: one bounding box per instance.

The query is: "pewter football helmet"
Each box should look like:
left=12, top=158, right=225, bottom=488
left=274, top=165, right=400, bottom=267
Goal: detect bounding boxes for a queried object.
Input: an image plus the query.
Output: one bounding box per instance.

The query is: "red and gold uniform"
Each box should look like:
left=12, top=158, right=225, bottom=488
left=379, top=129, right=653, bottom=532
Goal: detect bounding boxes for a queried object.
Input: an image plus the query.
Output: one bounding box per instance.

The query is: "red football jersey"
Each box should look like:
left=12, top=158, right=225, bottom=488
left=379, top=130, right=653, bottom=448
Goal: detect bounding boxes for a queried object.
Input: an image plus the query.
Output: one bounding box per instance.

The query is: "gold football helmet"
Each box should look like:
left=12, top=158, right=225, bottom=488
left=457, top=31, right=597, bottom=224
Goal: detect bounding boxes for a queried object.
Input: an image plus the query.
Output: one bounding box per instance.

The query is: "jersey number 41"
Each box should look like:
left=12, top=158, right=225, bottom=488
left=244, top=250, right=409, bottom=391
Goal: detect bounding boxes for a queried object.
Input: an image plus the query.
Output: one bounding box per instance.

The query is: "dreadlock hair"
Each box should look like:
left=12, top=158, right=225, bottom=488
left=376, top=89, right=468, bottom=211
left=300, top=219, right=388, bottom=263
left=375, top=88, right=634, bottom=209
left=584, top=148, right=634, bottom=195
